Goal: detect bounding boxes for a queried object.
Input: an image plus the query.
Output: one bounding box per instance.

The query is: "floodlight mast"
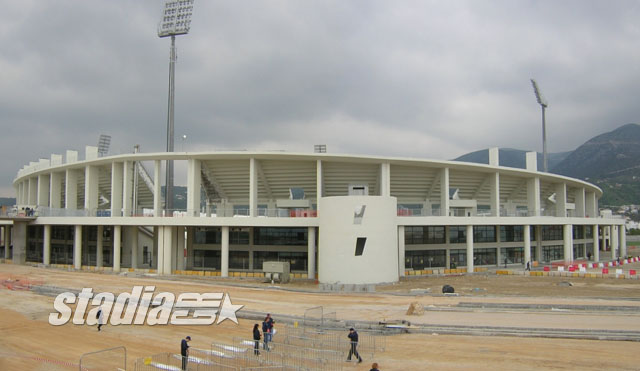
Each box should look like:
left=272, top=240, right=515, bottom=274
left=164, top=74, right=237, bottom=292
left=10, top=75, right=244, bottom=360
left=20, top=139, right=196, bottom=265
left=530, top=79, right=548, bottom=172
left=158, top=0, right=194, bottom=213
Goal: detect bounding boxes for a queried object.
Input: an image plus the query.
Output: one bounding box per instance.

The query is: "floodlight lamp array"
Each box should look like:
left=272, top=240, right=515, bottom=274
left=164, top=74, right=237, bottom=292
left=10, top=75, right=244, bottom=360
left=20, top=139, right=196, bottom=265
left=158, top=0, right=194, bottom=37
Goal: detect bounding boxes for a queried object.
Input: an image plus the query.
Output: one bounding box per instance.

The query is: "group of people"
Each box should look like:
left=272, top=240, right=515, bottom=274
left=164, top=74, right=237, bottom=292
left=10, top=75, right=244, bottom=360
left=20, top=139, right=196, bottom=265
left=253, top=313, right=275, bottom=355
left=179, top=322, right=383, bottom=370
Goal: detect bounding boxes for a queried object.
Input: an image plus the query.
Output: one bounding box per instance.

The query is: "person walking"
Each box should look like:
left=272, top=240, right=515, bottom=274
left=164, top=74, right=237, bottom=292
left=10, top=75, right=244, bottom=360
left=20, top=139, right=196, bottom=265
left=346, top=328, right=363, bottom=363
left=97, top=308, right=104, bottom=331
left=253, top=324, right=261, bottom=356
left=180, top=336, right=191, bottom=370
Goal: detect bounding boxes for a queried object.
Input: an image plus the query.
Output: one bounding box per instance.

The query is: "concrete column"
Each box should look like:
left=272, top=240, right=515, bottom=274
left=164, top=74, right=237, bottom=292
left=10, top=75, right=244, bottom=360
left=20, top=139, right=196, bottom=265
left=525, top=152, right=540, bottom=216
left=535, top=226, right=542, bottom=262
left=111, top=162, right=123, bottom=217
left=130, top=226, right=139, bottom=269
left=380, top=163, right=391, bottom=197
left=440, top=168, right=450, bottom=216
left=187, top=159, right=201, bottom=217
left=221, top=226, right=229, bottom=277
left=585, top=192, right=597, bottom=218
left=524, top=224, right=531, bottom=267
left=113, top=225, right=121, bottom=273
left=96, top=225, right=104, bottom=267
left=308, top=227, right=316, bottom=279
left=574, top=188, right=586, bottom=218
left=156, top=226, right=173, bottom=274
left=563, top=224, right=573, bottom=264
left=74, top=225, right=82, bottom=269
left=84, top=165, right=99, bottom=215
left=65, top=170, right=79, bottom=210
left=43, top=225, right=51, bottom=265
left=466, top=225, right=474, bottom=273
left=249, top=158, right=257, bottom=217
left=37, top=174, right=50, bottom=208
left=593, top=225, right=599, bottom=262
left=50, top=172, right=63, bottom=209
left=398, top=225, right=405, bottom=277
left=316, top=160, right=323, bottom=213
left=28, top=177, right=37, bottom=205
left=527, top=177, right=541, bottom=217
left=490, top=172, right=500, bottom=216
left=154, top=160, right=162, bottom=216
left=11, top=222, right=27, bottom=264
left=123, top=161, right=133, bottom=217
left=611, top=225, right=619, bottom=260
left=555, top=183, right=567, bottom=218
left=176, top=226, right=185, bottom=270
left=620, top=225, right=626, bottom=258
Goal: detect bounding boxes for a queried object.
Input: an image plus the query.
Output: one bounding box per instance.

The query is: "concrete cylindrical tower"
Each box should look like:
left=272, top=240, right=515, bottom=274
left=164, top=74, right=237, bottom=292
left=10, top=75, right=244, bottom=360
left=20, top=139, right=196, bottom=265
left=318, top=196, right=398, bottom=284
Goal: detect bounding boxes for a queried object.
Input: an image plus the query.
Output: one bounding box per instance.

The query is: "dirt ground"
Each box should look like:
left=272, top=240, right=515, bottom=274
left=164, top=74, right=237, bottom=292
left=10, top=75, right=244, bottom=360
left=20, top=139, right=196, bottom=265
left=1, top=263, right=640, bottom=370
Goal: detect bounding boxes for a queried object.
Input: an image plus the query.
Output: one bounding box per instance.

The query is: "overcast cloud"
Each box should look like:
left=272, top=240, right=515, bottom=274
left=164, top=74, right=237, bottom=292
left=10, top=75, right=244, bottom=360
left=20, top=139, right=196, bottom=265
left=1, top=0, right=639, bottom=196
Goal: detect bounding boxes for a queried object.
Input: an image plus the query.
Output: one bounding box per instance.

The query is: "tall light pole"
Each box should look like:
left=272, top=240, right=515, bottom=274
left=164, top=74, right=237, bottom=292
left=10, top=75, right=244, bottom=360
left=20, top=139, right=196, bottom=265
left=158, top=0, right=194, bottom=212
left=530, top=79, right=549, bottom=172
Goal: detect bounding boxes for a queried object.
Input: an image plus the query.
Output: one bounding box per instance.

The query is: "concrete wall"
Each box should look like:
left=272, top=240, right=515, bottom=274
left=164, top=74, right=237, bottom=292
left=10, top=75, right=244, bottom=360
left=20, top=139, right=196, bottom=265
left=318, top=196, right=398, bottom=284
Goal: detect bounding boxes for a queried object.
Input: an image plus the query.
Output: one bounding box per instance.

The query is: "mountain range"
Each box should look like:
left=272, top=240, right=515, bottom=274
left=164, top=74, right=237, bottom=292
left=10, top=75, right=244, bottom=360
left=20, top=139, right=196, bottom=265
left=454, top=123, right=640, bottom=206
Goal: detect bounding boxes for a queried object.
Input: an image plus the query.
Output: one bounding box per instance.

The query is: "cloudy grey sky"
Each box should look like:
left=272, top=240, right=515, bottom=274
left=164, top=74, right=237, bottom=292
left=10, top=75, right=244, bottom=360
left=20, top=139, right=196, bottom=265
left=1, top=0, right=639, bottom=197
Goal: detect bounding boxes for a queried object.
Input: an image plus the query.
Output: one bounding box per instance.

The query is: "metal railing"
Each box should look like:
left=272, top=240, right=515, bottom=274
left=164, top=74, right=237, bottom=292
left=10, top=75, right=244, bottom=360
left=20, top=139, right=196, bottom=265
left=231, top=338, right=343, bottom=371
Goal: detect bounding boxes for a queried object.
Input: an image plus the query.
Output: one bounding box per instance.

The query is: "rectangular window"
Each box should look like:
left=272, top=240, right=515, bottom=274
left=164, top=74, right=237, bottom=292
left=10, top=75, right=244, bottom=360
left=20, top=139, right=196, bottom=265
left=573, top=225, right=584, bottom=239
left=195, top=227, right=221, bottom=244
left=500, top=247, right=524, bottom=264
left=474, top=248, right=497, bottom=265
left=473, top=226, right=496, bottom=243
left=254, top=228, right=307, bottom=246
left=542, top=245, right=564, bottom=262
left=405, top=226, right=445, bottom=245
left=193, top=250, right=221, bottom=269
left=449, top=226, right=466, bottom=244
left=542, top=226, right=563, bottom=241
left=585, top=226, right=593, bottom=239
left=229, top=251, right=250, bottom=269
left=450, top=249, right=467, bottom=267
left=500, top=226, right=524, bottom=242
left=230, top=229, right=250, bottom=245
left=405, top=249, right=446, bottom=270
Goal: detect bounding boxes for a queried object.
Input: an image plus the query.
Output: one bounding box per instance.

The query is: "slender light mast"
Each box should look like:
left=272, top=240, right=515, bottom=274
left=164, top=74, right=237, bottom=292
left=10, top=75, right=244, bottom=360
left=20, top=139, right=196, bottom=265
left=530, top=79, right=549, bottom=172
left=158, top=0, right=194, bottom=213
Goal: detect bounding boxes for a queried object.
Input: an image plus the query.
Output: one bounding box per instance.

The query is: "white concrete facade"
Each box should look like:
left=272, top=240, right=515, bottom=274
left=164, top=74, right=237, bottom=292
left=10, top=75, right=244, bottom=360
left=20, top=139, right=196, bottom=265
left=6, top=148, right=627, bottom=284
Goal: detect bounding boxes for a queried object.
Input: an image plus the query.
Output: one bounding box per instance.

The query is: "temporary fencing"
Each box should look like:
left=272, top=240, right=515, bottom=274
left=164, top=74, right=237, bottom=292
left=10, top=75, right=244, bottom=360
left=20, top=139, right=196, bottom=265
left=134, top=351, right=239, bottom=371
left=302, top=306, right=323, bottom=328
left=79, top=346, right=126, bottom=371
left=232, top=337, right=343, bottom=371
left=279, top=325, right=386, bottom=359
left=208, top=343, right=300, bottom=371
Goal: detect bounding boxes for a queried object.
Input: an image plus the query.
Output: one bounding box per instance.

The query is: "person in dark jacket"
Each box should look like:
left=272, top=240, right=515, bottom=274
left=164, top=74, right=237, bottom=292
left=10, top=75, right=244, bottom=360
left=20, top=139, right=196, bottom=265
left=253, top=324, right=261, bottom=355
left=370, top=362, right=380, bottom=371
left=346, top=328, right=362, bottom=363
left=180, top=336, right=191, bottom=370
left=262, top=313, right=274, bottom=351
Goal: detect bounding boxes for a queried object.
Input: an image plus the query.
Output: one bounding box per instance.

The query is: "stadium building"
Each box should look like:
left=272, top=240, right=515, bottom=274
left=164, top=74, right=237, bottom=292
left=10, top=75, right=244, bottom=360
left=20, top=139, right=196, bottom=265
left=0, top=147, right=627, bottom=284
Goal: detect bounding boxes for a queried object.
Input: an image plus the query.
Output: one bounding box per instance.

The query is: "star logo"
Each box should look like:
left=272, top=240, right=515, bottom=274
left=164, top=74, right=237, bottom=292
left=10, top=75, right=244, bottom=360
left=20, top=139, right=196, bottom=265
left=216, top=293, right=243, bottom=324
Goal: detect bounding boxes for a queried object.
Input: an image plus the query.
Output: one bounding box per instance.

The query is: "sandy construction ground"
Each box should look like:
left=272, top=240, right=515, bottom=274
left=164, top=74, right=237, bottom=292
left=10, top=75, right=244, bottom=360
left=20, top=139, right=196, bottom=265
left=1, top=263, right=640, bottom=370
